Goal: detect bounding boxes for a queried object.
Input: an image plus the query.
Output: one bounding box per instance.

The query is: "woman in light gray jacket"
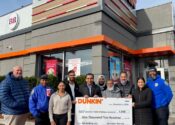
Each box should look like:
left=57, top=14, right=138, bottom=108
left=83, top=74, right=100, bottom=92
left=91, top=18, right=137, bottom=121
left=102, top=80, right=121, bottom=98
left=49, top=81, right=72, bottom=125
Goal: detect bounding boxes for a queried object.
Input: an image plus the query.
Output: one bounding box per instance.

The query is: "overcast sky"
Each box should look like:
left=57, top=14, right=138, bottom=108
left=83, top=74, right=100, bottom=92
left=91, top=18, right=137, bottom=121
left=136, top=0, right=172, bottom=10
left=0, top=0, right=32, bottom=16
left=0, top=0, right=173, bottom=16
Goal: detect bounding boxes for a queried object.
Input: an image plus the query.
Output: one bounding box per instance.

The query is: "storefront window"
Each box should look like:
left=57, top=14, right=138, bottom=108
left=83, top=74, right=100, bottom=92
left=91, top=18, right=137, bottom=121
left=65, top=49, right=92, bottom=77
left=124, top=57, right=133, bottom=83
left=41, top=53, right=63, bottom=81
left=108, top=51, right=122, bottom=84
left=39, top=48, right=92, bottom=80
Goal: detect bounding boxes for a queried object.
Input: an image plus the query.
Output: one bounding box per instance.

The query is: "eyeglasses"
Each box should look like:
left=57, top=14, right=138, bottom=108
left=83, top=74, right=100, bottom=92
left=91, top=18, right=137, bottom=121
left=69, top=75, right=75, bottom=76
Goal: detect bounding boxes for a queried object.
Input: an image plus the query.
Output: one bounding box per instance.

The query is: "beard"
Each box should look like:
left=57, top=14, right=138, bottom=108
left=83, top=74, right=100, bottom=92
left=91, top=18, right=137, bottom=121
left=120, top=80, right=127, bottom=85
left=99, top=82, right=105, bottom=86
left=150, top=75, right=156, bottom=80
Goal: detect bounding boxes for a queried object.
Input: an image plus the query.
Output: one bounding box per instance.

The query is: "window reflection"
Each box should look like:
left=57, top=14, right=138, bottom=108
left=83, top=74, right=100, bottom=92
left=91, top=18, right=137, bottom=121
left=40, top=49, right=92, bottom=80
left=42, top=53, right=63, bottom=82
left=65, top=49, right=92, bottom=77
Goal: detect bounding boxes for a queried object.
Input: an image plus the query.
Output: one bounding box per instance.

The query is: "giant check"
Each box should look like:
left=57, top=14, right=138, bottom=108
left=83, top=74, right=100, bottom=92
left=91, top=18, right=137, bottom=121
left=75, top=98, right=132, bottom=125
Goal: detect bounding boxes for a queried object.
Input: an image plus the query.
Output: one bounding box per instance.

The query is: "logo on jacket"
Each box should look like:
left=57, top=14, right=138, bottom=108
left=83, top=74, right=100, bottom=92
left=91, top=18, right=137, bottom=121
left=155, top=83, right=159, bottom=87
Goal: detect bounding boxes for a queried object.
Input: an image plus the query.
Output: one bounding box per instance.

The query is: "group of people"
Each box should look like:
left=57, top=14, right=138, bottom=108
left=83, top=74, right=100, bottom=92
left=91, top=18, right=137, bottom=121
left=0, top=66, right=173, bottom=125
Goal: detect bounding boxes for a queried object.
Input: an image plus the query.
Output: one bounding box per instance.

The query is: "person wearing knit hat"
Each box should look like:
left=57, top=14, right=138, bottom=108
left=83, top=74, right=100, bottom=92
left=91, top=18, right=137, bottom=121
left=40, top=74, right=48, bottom=80
left=147, top=67, right=157, bottom=80
left=146, top=67, right=173, bottom=125
left=29, top=74, right=53, bottom=125
left=148, top=67, right=157, bottom=72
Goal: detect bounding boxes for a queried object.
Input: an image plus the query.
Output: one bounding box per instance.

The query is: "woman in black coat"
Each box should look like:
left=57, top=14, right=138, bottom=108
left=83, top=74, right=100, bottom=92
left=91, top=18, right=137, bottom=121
left=132, top=77, right=153, bottom=125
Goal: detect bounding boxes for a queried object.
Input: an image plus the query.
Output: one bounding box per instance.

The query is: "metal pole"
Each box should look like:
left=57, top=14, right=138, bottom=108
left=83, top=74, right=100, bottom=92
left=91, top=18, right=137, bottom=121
left=62, top=51, right=66, bottom=81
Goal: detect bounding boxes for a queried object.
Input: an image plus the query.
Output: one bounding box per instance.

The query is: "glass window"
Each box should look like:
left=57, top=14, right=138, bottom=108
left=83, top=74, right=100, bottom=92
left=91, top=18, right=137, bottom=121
left=39, top=48, right=92, bottom=80
left=65, top=49, right=92, bottom=77
left=41, top=53, right=63, bottom=82
left=124, top=57, right=133, bottom=83
left=108, top=51, right=122, bottom=84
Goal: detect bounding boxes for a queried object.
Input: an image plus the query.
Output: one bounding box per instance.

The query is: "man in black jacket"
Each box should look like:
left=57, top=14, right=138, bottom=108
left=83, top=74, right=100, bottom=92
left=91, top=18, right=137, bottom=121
left=116, top=71, right=134, bottom=98
left=79, top=73, right=102, bottom=97
left=65, top=70, right=81, bottom=125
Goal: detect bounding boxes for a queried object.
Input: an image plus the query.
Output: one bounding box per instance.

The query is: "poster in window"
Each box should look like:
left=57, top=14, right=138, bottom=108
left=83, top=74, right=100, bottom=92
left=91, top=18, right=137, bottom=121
left=110, top=57, right=121, bottom=84
left=45, top=59, right=57, bottom=76
left=68, top=58, right=81, bottom=76
left=124, top=60, right=132, bottom=82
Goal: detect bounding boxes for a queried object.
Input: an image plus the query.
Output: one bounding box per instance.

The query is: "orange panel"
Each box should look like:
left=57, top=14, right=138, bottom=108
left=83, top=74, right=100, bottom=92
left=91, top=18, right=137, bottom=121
left=0, top=35, right=174, bottom=60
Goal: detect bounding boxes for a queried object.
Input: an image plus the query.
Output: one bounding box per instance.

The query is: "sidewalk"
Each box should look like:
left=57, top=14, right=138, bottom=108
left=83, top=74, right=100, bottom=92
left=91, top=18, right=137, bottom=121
left=0, top=118, right=175, bottom=125
left=25, top=120, right=34, bottom=125
left=169, top=117, right=175, bottom=125
left=24, top=118, right=175, bottom=125
left=15, top=119, right=175, bottom=125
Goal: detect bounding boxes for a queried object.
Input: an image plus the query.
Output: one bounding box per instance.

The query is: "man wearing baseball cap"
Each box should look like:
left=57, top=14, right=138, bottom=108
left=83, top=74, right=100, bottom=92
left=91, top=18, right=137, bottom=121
left=29, top=74, right=53, bottom=125
left=146, top=67, right=173, bottom=125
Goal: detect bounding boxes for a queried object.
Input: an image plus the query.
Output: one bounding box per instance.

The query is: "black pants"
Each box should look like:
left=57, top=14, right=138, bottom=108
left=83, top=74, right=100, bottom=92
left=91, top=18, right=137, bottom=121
left=35, top=112, right=50, bottom=125
left=53, top=113, right=67, bottom=125
left=154, top=106, right=169, bottom=125
left=71, top=114, right=75, bottom=125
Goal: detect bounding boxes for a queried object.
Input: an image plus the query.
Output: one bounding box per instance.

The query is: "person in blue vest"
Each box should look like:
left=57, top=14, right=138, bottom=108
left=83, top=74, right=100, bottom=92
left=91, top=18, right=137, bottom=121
left=29, top=74, right=53, bottom=125
left=147, top=67, right=173, bottom=125
left=0, top=66, right=30, bottom=125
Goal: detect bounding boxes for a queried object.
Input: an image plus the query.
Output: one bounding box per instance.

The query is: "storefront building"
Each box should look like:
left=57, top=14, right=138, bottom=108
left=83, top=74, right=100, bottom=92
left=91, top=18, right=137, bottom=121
left=0, top=0, right=175, bottom=116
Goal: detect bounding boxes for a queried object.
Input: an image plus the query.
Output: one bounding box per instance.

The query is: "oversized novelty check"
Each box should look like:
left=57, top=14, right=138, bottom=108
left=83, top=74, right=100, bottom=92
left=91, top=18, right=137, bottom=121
left=75, top=97, right=132, bottom=125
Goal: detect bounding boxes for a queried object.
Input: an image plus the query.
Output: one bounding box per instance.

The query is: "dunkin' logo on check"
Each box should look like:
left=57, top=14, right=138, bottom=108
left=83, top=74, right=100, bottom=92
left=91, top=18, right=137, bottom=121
left=77, top=98, right=103, bottom=104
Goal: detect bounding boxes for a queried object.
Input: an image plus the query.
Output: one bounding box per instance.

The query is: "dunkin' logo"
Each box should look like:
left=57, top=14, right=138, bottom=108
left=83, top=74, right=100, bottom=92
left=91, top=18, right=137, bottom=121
left=77, top=98, right=103, bottom=104
left=9, top=13, right=19, bottom=30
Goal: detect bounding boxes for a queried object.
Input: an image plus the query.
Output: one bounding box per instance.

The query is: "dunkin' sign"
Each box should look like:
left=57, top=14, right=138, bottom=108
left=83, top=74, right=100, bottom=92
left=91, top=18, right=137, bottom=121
left=9, top=13, right=20, bottom=30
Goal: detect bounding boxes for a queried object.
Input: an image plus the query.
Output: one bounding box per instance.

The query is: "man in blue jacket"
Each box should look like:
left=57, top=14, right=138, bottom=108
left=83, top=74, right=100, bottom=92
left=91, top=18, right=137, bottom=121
left=0, top=66, right=30, bottom=125
left=147, top=67, right=173, bottom=125
left=29, top=74, right=53, bottom=125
